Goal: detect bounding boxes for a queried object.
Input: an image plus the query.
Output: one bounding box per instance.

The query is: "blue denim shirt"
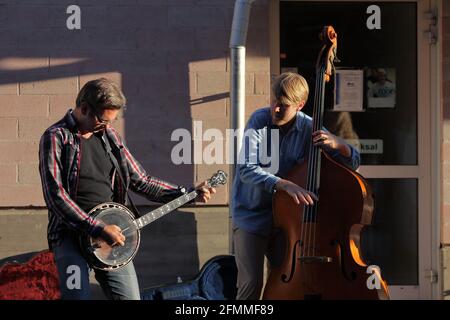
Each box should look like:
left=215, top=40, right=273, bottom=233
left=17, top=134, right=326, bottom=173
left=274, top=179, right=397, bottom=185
left=231, top=107, right=360, bottom=236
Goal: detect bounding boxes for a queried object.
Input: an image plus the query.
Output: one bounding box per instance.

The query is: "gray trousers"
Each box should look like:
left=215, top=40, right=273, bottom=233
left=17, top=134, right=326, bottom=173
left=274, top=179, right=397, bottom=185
left=232, top=226, right=282, bottom=300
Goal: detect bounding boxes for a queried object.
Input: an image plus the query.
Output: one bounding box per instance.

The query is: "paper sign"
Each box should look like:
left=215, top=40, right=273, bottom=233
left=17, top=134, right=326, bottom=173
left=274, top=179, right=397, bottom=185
left=333, top=69, right=364, bottom=112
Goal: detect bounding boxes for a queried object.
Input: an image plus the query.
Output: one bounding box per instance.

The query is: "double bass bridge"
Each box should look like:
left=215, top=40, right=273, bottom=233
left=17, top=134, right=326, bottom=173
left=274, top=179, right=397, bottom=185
left=298, top=256, right=333, bottom=264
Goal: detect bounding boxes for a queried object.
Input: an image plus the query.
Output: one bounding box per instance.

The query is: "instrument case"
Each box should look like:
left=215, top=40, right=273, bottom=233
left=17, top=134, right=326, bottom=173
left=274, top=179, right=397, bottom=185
left=141, top=255, right=237, bottom=300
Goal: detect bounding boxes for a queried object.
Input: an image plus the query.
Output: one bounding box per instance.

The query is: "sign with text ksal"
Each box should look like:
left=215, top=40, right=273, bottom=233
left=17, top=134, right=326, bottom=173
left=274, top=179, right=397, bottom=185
left=346, top=139, right=383, bottom=154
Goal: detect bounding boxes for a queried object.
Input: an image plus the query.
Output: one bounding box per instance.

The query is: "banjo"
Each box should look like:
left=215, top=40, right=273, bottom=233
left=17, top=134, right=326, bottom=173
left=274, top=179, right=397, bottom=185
left=79, top=170, right=227, bottom=271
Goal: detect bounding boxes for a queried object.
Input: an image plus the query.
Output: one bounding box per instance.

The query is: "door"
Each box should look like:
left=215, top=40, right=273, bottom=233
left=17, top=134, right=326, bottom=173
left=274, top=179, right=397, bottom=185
left=275, top=0, right=437, bottom=299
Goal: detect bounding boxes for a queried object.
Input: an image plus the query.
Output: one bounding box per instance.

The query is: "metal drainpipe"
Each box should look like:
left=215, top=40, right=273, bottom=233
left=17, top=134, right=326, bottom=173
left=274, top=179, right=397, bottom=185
left=228, top=0, right=256, bottom=254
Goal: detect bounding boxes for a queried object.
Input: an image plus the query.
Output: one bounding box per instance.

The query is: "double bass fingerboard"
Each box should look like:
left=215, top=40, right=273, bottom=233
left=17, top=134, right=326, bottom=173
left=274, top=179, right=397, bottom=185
left=304, top=68, right=327, bottom=223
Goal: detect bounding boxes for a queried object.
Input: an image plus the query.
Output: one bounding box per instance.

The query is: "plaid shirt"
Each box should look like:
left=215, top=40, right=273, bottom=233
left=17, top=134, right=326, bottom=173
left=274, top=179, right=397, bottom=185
left=39, top=109, right=186, bottom=249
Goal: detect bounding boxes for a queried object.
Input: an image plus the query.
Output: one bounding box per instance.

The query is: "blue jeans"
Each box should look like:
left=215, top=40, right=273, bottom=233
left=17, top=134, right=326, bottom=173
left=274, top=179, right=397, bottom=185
left=52, top=233, right=141, bottom=300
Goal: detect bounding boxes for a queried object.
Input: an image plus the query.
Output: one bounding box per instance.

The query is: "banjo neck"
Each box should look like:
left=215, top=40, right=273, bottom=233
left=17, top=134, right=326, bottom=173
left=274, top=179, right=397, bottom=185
left=132, top=170, right=227, bottom=231
left=134, top=190, right=198, bottom=230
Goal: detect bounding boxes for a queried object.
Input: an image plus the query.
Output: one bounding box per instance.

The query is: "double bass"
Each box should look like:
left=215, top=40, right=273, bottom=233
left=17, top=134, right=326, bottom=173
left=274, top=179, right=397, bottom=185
left=262, top=26, right=389, bottom=300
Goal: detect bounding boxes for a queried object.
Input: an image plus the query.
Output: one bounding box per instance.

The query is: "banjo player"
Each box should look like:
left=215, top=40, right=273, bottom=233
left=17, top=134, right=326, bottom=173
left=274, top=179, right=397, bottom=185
left=38, top=78, right=216, bottom=300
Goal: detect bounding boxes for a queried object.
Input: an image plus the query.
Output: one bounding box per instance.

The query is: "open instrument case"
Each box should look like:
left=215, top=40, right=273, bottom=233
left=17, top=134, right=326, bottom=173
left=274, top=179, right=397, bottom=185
left=141, top=255, right=237, bottom=300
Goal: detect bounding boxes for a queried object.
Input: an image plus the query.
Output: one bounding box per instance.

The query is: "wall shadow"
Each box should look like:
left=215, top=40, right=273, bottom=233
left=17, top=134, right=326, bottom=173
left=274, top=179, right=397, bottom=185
left=0, top=0, right=267, bottom=290
left=134, top=207, right=199, bottom=289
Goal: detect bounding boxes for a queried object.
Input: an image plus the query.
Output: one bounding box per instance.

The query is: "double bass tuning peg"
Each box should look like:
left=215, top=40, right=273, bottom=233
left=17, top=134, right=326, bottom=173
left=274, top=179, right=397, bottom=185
left=333, top=55, right=341, bottom=64
left=332, top=47, right=340, bottom=63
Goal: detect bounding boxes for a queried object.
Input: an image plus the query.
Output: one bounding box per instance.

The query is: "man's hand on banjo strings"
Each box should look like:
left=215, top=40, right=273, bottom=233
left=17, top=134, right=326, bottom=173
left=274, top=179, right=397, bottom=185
left=101, top=224, right=126, bottom=247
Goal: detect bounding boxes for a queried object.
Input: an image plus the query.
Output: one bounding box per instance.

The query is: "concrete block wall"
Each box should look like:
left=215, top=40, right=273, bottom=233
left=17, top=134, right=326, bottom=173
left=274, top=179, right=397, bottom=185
left=0, top=0, right=271, bottom=207
left=443, top=0, right=450, bottom=244
left=442, top=0, right=450, bottom=299
left=0, top=0, right=271, bottom=296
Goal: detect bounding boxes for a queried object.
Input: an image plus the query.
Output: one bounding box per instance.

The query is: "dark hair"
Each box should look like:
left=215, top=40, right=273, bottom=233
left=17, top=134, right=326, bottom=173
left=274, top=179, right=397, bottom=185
left=76, top=78, right=126, bottom=112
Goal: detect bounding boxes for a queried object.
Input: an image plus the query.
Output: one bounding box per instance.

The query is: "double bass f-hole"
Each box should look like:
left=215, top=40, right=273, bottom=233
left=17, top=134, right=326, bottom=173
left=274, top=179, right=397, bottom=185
left=331, top=239, right=357, bottom=281
left=281, top=240, right=301, bottom=283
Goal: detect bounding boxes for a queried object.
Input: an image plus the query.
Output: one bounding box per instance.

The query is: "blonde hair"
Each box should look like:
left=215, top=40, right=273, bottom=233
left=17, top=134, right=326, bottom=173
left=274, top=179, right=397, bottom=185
left=272, top=72, right=309, bottom=106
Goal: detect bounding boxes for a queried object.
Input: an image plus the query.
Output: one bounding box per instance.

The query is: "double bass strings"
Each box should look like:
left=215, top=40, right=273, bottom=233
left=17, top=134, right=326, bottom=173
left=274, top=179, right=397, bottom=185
left=301, top=70, right=317, bottom=259
left=303, top=66, right=327, bottom=258
left=301, top=67, right=323, bottom=258
left=299, top=77, right=316, bottom=259
left=312, top=67, right=327, bottom=257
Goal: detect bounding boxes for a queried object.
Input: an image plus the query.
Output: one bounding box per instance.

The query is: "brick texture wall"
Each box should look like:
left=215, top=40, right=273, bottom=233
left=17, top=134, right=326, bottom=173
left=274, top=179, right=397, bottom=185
left=0, top=0, right=270, bottom=295
left=0, top=0, right=271, bottom=207
left=441, top=0, right=450, bottom=299
left=443, top=0, right=450, bottom=245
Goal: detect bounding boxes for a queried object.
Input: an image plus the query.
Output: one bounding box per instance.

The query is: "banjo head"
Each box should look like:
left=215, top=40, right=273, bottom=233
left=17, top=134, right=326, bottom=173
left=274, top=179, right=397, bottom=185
left=85, top=202, right=140, bottom=271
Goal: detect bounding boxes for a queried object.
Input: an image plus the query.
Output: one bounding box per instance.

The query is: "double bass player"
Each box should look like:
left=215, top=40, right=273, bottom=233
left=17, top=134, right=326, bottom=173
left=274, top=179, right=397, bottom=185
left=230, top=71, right=360, bottom=300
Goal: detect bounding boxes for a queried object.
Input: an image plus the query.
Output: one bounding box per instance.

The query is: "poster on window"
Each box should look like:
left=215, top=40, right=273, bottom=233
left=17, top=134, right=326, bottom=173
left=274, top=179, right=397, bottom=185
left=333, top=69, right=364, bottom=112
left=366, top=67, right=396, bottom=109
